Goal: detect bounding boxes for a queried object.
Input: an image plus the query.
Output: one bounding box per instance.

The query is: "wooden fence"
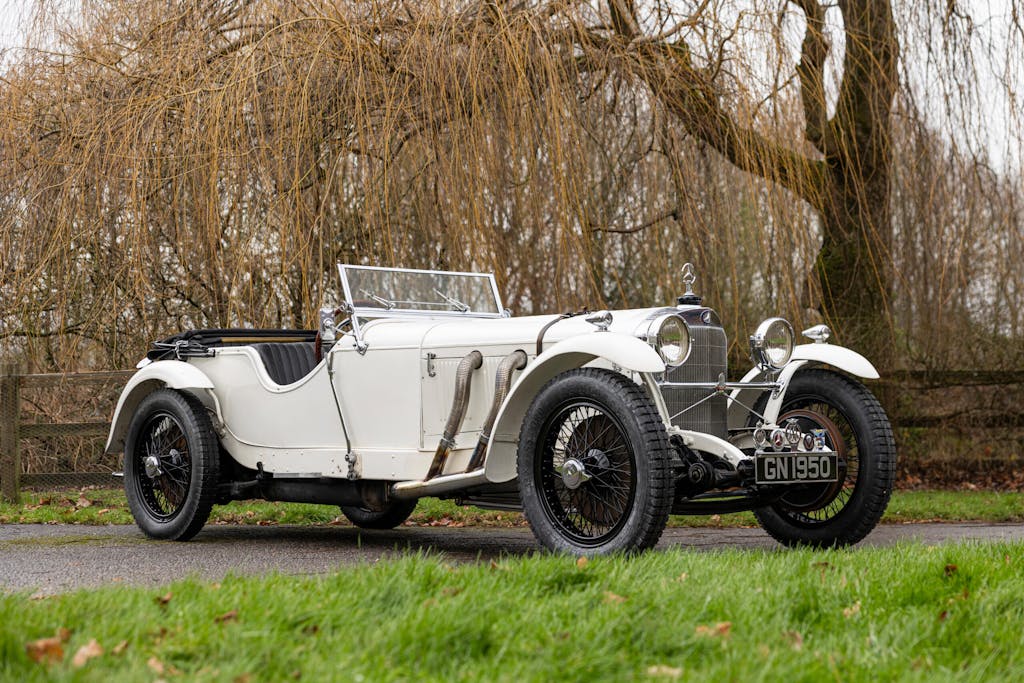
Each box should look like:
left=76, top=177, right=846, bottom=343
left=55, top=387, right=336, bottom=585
left=0, top=361, right=133, bottom=502
left=1, top=361, right=1022, bottom=502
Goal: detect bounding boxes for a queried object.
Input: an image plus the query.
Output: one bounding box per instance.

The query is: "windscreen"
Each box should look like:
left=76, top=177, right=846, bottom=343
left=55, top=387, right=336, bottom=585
left=338, top=265, right=503, bottom=317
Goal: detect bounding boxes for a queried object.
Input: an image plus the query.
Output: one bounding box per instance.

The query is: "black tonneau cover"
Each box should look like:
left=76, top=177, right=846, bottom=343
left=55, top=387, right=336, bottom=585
left=147, top=328, right=316, bottom=361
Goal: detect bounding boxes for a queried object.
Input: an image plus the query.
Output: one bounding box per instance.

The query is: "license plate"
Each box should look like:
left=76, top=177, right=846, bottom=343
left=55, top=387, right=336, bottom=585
left=755, top=452, right=839, bottom=485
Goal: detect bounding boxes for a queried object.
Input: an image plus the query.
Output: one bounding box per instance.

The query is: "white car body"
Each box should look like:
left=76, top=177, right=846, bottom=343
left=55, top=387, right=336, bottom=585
left=108, top=264, right=893, bottom=553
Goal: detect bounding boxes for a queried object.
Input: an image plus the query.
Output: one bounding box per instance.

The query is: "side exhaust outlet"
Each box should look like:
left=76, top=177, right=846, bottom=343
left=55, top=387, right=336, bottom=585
left=425, top=350, right=483, bottom=479
left=465, top=349, right=528, bottom=472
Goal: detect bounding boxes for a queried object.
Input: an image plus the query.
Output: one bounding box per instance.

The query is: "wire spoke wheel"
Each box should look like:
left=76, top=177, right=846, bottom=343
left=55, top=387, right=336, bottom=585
left=340, top=499, right=418, bottom=529
left=538, top=402, right=637, bottom=546
left=518, top=368, right=673, bottom=555
left=753, top=369, right=896, bottom=548
left=772, top=406, right=856, bottom=524
left=136, top=411, right=193, bottom=519
left=124, top=389, right=219, bottom=541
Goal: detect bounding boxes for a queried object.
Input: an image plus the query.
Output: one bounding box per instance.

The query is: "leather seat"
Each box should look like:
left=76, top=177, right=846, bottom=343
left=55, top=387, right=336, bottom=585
left=250, top=342, right=317, bottom=385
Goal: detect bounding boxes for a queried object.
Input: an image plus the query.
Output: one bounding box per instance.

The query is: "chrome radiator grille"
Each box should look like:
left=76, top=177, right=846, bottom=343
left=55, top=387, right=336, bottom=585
left=661, top=322, right=728, bottom=439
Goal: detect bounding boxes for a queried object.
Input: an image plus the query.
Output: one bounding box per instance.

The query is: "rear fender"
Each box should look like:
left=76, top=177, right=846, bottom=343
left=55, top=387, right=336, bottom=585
left=104, top=360, right=219, bottom=453
left=483, top=333, right=665, bottom=482
left=727, top=344, right=880, bottom=429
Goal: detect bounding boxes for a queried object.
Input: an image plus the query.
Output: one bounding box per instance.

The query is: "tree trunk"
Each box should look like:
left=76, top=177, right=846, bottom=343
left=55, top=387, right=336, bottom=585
left=610, top=0, right=900, bottom=366
left=815, top=0, right=899, bottom=366
left=817, top=165, right=894, bottom=364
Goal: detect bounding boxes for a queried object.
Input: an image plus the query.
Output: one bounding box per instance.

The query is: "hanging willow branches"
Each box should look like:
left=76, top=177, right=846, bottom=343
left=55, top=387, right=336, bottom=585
left=0, top=0, right=1021, bottom=373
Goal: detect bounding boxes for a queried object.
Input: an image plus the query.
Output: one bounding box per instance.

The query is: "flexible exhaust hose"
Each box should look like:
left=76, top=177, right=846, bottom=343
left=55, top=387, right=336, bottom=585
left=425, top=350, right=484, bottom=479
left=465, top=349, right=528, bottom=472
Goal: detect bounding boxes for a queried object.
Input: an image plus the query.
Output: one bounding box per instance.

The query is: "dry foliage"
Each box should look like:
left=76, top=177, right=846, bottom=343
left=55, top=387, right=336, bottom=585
left=0, top=0, right=1020, bottom=376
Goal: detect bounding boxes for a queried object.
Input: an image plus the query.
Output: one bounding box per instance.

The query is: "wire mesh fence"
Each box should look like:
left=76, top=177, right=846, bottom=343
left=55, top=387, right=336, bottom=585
left=0, top=361, right=132, bottom=501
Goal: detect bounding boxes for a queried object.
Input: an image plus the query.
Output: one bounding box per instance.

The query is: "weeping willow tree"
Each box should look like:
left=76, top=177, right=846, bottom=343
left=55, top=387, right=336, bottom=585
left=0, top=0, right=1021, bottom=372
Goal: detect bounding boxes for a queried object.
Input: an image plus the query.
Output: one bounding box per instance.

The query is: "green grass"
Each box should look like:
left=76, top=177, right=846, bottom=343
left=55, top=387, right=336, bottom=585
left=2, top=489, right=1023, bottom=529
left=3, top=542, right=1023, bottom=681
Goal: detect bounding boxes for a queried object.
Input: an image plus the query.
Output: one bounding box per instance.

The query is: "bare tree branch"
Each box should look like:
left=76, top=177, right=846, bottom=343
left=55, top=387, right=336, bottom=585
left=790, top=0, right=832, bottom=154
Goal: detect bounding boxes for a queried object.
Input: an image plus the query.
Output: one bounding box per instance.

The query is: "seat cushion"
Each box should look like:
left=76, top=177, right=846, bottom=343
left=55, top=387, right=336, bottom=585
left=250, top=342, right=317, bottom=386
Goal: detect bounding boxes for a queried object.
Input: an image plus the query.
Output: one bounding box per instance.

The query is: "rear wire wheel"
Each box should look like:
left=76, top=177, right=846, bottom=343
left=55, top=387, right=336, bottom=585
left=754, top=369, right=895, bottom=547
left=124, top=389, right=219, bottom=541
left=518, top=368, right=673, bottom=555
left=340, top=499, right=418, bottom=529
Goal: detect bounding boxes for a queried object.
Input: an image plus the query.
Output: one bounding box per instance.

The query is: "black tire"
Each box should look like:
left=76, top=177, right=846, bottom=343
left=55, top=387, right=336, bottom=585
left=340, top=499, right=418, bottom=529
left=753, top=369, right=896, bottom=548
left=123, top=388, right=220, bottom=541
left=517, top=368, right=674, bottom=555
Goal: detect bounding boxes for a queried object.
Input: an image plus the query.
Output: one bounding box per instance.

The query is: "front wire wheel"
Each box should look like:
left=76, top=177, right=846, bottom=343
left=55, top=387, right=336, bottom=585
left=754, top=369, right=896, bottom=547
left=124, top=389, right=219, bottom=540
left=518, top=368, right=673, bottom=555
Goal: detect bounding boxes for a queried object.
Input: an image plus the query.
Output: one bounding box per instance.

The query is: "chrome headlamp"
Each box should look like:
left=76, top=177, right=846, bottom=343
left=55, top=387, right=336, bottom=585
left=749, top=317, right=794, bottom=371
left=639, top=314, right=692, bottom=368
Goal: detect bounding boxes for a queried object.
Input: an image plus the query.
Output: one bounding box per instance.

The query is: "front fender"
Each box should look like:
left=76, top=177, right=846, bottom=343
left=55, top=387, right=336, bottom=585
left=727, top=343, right=880, bottom=429
left=482, top=333, right=664, bottom=482
left=104, top=360, right=218, bottom=454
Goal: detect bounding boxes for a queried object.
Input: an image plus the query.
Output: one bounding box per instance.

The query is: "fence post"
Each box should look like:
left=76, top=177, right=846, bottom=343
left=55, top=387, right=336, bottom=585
left=0, top=360, right=23, bottom=503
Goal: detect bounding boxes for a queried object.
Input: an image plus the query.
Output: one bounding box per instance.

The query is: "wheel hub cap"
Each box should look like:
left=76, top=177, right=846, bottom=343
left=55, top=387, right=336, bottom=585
left=144, top=455, right=162, bottom=479
left=555, top=458, right=592, bottom=489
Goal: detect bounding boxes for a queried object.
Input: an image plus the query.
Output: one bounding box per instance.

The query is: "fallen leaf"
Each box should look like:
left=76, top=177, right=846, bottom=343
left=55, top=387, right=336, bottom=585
left=783, top=630, right=803, bottom=651
left=76, top=496, right=92, bottom=508
left=938, top=610, right=949, bottom=622
left=646, top=664, right=683, bottom=678
left=72, top=639, right=103, bottom=668
left=216, top=610, right=239, bottom=624
left=675, top=572, right=689, bottom=583
left=112, top=640, right=129, bottom=655
left=234, top=674, right=251, bottom=683
left=944, top=564, right=958, bottom=577
left=156, top=591, right=172, bottom=606
left=576, top=556, right=589, bottom=568
left=695, top=622, right=732, bottom=638
left=96, top=508, right=110, bottom=516
left=602, top=591, right=627, bottom=604
left=843, top=601, right=862, bottom=618
left=25, top=637, right=64, bottom=664
left=57, top=628, right=71, bottom=642
left=148, top=656, right=165, bottom=674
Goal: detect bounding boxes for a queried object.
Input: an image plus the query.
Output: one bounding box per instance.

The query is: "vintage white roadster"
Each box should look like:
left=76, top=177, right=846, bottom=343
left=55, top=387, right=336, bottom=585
left=106, top=264, right=895, bottom=554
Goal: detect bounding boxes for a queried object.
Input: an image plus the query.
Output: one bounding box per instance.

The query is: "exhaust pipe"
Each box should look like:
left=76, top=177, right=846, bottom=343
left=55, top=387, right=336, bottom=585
left=425, top=350, right=484, bottom=479
left=465, top=350, right=528, bottom=472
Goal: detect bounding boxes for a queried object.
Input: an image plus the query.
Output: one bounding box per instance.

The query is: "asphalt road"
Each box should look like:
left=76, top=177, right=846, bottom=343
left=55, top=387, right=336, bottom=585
left=2, top=522, right=1023, bottom=594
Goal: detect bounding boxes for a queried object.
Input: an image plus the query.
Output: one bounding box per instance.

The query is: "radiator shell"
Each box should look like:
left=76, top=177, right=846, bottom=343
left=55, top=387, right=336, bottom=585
left=660, top=309, right=729, bottom=439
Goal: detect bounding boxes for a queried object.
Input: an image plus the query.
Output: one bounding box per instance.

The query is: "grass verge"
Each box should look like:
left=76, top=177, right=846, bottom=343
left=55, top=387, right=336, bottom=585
left=2, top=489, right=1023, bottom=529
left=3, top=541, right=1023, bottom=681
